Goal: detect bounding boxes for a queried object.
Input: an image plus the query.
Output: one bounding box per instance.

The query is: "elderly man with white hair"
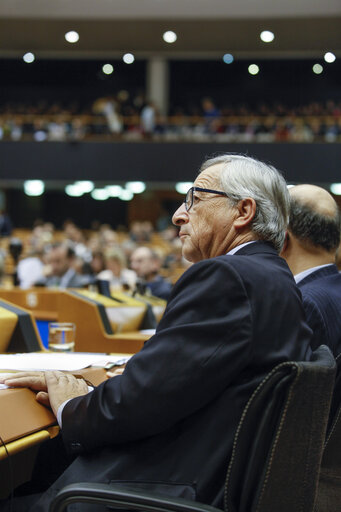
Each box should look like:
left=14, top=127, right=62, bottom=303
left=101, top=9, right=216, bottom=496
left=1, top=154, right=312, bottom=512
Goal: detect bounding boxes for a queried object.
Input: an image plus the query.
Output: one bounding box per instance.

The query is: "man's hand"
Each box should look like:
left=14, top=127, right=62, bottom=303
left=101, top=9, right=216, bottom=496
left=0, top=370, right=89, bottom=417
left=0, top=371, right=47, bottom=390
left=40, top=371, right=89, bottom=416
left=106, top=365, right=126, bottom=378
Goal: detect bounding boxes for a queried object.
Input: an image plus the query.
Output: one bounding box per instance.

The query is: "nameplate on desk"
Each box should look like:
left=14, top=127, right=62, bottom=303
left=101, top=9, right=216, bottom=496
left=0, top=353, right=131, bottom=372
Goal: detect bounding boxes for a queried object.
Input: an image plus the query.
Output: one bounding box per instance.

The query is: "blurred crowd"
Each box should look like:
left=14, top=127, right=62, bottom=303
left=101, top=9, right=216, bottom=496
left=0, top=96, right=341, bottom=143
left=0, top=218, right=191, bottom=301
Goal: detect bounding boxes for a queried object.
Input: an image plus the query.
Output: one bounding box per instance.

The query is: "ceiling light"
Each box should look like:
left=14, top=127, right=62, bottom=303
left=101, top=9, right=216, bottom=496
left=260, top=30, right=275, bottom=43
left=119, top=190, right=134, bottom=201
left=102, top=64, right=114, bottom=75
left=324, top=52, right=336, bottom=63
left=123, top=53, right=135, bottom=64
left=175, top=182, right=193, bottom=195
left=125, top=181, right=146, bottom=194
left=65, top=185, right=84, bottom=197
left=106, top=185, right=123, bottom=197
left=65, top=31, right=79, bottom=44
left=23, top=52, right=35, bottom=64
left=91, top=189, right=109, bottom=201
left=163, top=31, right=177, bottom=44
left=24, top=180, right=45, bottom=197
left=312, top=64, right=323, bottom=75
left=223, top=54, right=234, bottom=64
left=330, top=183, right=341, bottom=195
left=74, top=181, right=94, bottom=193
left=248, top=64, right=260, bottom=75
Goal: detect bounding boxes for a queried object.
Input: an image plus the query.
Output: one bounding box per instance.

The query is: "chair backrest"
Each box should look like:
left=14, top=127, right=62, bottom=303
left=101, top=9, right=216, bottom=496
left=224, top=345, right=336, bottom=512
left=314, top=352, right=341, bottom=512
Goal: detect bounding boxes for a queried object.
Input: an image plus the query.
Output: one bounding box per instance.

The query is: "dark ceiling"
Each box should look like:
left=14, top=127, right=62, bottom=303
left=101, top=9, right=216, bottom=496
left=0, top=16, right=340, bottom=60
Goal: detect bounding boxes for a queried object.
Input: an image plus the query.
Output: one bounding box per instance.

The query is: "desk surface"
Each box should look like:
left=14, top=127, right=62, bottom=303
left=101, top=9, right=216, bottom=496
left=0, top=366, right=108, bottom=454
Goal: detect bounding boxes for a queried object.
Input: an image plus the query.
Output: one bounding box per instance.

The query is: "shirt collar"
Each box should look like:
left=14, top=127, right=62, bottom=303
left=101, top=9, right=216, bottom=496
left=294, top=263, right=334, bottom=284
left=226, top=240, right=256, bottom=256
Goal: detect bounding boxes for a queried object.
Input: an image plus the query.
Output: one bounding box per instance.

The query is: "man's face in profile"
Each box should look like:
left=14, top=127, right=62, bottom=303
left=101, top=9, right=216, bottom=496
left=172, top=164, right=236, bottom=263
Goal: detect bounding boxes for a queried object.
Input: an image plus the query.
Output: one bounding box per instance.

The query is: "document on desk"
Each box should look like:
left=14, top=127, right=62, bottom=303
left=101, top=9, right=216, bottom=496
left=0, top=353, right=131, bottom=372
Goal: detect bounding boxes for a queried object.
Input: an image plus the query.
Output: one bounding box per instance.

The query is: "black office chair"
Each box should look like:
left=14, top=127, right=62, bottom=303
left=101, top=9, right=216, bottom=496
left=50, top=345, right=336, bottom=512
left=314, top=351, right=341, bottom=512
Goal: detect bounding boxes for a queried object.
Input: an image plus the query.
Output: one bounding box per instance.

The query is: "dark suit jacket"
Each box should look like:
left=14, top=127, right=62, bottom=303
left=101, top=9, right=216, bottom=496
left=34, top=242, right=313, bottom=511
left=298, top=264, right=341, bottom=355
left=147, top=275, right=173, bottom=301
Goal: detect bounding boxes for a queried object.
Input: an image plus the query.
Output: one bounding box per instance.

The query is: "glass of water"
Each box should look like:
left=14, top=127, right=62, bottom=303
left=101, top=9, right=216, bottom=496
left=48, top=322, right=76, bottom=352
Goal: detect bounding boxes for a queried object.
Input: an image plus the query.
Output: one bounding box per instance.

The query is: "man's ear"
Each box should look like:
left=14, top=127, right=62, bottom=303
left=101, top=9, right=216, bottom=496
left=280, top=231, right=290, bottom=255
left=233, top=198, right=257, bottom=230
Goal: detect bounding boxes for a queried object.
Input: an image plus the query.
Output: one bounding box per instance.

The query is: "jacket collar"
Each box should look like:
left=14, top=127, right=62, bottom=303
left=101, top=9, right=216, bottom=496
left=232, top=240, right=278, bottom=257
left=298, top=264, right=339, bottom=286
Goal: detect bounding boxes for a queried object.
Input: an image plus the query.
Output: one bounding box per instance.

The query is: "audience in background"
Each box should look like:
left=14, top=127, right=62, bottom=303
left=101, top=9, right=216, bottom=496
left=0, top=98, right=341, bottom=142
left=17, top=248, right=45, bottom=289
left=130, top=246, right=173, bottom=300
left=97, top=247, right=137, bottom=291
left=35, top=243, right=91, bottom=288
left=0, top=219, right=184, bottom=294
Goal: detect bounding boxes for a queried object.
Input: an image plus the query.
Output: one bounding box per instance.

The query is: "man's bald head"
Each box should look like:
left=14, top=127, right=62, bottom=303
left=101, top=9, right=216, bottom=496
left=288, top=184, right=340, bottom=252
left=289, top=184, right=338, bottom=218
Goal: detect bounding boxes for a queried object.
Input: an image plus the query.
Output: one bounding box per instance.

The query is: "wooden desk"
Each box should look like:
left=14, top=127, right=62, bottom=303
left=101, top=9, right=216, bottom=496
left=0, top=367, right=108, bottom=451
left=0, top=288, right=153, bottom=354
left=0, top=366, right=109, bottom=498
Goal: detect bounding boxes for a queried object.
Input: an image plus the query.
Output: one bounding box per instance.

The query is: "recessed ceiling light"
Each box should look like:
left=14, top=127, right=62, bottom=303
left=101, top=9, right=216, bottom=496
left=260, top=30, right=275, bottom=43
left=23, top=52, right=35, bottom=63
left=312, top=63, right=323, bottom=74
left=330, top=183, right=341, bottom=195
left=175, top=182, right=193, bottom=195
left=65, top=31, right=79, bottom=44
left=125, top=181, right=146, bottom=194
left=65, top=185, right=84, bottom=197
left=248, top=64, right=260, bottom=75
left=324, top=52, right=336, bottom=63
left=91, top=189, right=109, bottom=201
left=223, top=54, right=234, bottom=64
left=163, top=31, right=177, bottom=44
left=74, top=181, right=94, bottom=193
left=24, top=180, right=45, bottom=196
left=119, top=190, right=134, bottom=201
left=102, top=64, right=114, bottom=75
left=123, top=53, right=135, bottom=64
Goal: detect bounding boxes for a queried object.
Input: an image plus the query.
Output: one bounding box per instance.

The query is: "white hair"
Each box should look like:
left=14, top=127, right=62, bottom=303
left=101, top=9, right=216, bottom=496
left=200, top=154, right=290, bottom=251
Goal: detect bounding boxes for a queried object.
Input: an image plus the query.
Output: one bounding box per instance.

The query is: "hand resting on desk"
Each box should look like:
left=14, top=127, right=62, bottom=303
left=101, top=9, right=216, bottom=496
left=0, top=370, right=89, bottom=417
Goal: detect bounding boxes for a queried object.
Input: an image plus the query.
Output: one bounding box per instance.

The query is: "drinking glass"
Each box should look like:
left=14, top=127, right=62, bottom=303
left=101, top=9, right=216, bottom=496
left=48, top=322, right=76, bottom=352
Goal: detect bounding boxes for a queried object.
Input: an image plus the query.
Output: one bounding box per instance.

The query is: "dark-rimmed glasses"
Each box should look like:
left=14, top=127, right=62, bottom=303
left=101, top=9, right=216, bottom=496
left=185, top=187, right=228, bottom=212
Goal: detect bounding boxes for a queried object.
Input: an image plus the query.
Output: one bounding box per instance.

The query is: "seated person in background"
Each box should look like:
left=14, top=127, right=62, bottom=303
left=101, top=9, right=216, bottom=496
left=281, top=184, right=341, bottom=355
left=17, top=248, right=45, bottom=289
left=0, top=154, right=313, bottom=512
left=97, top=247, right=137, bottom=291
left=130, top=245, right=172, bottom=300
left=36, top=242, right=91, bottom=288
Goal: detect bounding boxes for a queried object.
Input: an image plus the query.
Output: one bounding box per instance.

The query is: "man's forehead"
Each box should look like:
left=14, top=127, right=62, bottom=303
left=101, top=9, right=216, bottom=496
left=194, top=164, right=223, bottom=187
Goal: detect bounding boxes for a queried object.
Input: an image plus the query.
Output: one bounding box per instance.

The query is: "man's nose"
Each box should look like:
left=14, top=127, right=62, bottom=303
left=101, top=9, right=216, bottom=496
left=172, top=203, right=189, bottom=226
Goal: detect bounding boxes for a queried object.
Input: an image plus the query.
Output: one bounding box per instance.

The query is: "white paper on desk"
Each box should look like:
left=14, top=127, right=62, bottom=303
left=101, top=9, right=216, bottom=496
left=0, top=353, right=131, bottom=372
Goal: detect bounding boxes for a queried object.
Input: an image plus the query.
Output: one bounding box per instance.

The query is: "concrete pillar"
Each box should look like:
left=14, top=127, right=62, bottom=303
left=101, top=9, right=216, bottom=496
left=146, top=58, right=169, bottom=115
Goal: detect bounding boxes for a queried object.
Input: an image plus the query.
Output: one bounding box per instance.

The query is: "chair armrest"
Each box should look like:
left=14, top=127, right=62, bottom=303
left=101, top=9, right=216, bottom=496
left=50, top=482, right=223, bottom=512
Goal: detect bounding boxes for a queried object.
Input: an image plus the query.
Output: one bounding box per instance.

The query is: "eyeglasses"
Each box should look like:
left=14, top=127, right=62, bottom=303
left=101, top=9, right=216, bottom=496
left=185, top=186, right=228, bottom=212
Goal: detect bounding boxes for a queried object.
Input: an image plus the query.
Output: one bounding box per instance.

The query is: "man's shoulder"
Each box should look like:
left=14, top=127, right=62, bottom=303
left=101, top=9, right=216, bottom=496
left=299, top=268, right=341, bottom=302
left=299, top=265, right=341, bottom=292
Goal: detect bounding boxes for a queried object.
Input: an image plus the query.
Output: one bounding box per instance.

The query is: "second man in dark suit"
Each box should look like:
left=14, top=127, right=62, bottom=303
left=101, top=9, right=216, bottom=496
left=281, top=183, right=341, bottom=355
